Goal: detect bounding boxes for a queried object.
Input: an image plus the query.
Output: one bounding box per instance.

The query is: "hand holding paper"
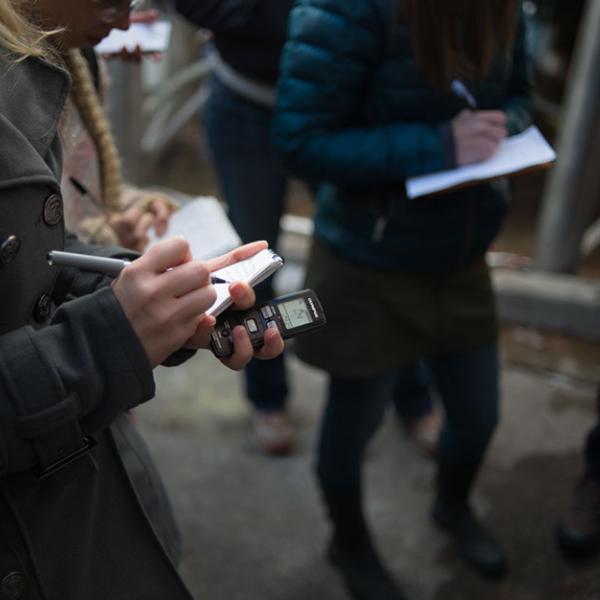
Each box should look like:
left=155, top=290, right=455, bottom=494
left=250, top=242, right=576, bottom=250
left=452, top=109, right=508, bottom=165
left=206, top=248, right=284, bottom=316
left=406, top=126, right=556, bottom=200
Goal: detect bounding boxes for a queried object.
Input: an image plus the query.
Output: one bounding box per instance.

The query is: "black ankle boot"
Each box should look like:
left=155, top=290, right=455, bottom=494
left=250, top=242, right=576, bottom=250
left=322, top=486, right=407, bottom=600
left=557, top=474, right=600, bottom=560
left=432, top=459, right=507, bottom=579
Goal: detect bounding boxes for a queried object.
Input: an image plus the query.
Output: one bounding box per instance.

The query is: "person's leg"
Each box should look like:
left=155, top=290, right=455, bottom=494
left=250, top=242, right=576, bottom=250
left=392, top=360, right=434, bottom=420
left=392, top=360, right=441, bottom=456
left=429, top=342, right=507, bottom=578
left=557, top=387, right=600, bottom=559
left=317, top=374, right=406, bottom=600
left=202, top=76, right=291, bottom=453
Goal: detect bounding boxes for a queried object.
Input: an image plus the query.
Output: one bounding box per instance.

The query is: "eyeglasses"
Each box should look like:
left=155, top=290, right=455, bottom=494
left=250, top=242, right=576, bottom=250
left=92, top=0, right=144, bottom=25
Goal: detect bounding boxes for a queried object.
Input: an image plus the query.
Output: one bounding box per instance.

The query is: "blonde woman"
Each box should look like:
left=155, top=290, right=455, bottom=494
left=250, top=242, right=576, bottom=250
left=0, top=1, right=283, bottom=598
left=59, top=7, right=177, bottom=252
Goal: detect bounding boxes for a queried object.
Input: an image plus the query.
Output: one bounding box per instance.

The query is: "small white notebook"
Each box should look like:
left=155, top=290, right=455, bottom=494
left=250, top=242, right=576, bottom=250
left=406, top=125, right=556, bottom=200
left=208, top=249, right=284, bottom=316
left=147, top=196, right=242, bottom=261
left=95, top=21, right=172, bottom=54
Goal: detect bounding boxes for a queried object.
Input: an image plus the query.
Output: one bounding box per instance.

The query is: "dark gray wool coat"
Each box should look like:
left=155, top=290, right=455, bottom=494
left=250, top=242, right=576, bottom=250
left=0, top=50, right=194, bottom=600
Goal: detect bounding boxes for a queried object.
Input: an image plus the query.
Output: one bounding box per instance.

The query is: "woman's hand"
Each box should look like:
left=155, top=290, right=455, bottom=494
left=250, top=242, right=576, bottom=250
left=451, top=109, right=508, bottom=166
left=183, top=241, right=285, bottom=369
left=143, top=196, right=173, bottom=236
left=112, top=237, right=216, bottom=367
left=107, top=194, right=177, bottom=252
left=185, top=280, right=285, bottom=371
left=112, top=238, right=284, bottom=369
left=107, top=206, right=153, bottom=252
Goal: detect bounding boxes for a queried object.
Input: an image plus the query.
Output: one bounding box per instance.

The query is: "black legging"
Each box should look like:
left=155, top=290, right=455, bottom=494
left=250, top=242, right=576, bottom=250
left=317, top=343, right=499, bottom=490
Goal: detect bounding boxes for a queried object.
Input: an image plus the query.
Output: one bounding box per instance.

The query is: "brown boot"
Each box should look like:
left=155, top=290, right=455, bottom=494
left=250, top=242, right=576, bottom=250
left=557, top=475, right=600, bottom=560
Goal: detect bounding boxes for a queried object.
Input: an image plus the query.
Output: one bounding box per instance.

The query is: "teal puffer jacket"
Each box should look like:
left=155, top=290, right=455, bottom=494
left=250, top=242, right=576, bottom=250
left=273, top=0, right=532, bottom=271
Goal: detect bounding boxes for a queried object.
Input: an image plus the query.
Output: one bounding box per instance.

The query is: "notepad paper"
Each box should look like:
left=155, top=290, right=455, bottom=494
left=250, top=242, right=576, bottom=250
left=405, top=126, right=556, bottom=200
left=147, top=196, right=242, bottom=261
left=95, top=21, right=172, bottom=54
left=207, top=249, right=284, bottom=316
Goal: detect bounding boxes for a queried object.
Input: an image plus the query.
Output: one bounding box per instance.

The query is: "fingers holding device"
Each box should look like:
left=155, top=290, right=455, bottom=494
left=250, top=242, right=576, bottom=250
left=211, top=289, right=327, bottom=358
left=47, top=239, right=287, bottom=368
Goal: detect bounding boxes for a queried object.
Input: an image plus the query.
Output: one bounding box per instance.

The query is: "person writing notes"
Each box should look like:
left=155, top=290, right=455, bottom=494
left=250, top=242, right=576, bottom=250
left=274, top=0, right=531, bottom=598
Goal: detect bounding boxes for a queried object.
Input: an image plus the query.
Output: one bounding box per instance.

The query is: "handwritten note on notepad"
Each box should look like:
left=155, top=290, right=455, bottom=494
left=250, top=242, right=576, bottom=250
left=406, top=126, right=556, bottom=200
left=208, top=249, right=284, bottom=316
left=95, top=21, right=172, bottom=54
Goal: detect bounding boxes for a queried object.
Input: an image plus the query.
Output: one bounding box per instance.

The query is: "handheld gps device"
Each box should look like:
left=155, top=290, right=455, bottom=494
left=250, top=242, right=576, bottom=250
left=210, top=289, right=326, bottom=358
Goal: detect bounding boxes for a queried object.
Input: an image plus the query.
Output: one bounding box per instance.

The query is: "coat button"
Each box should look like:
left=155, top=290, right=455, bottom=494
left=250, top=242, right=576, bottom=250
left=0, top=235, right=20, bottom=265
left=42, top=193, right=63, bottom=226
left=33, top=294, right=52, bottom=324
left=1, top=572, right=25, bottom=599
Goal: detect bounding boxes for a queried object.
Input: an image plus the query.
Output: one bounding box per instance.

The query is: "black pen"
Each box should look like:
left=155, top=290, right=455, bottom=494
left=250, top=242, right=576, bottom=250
left=47, top=250, right=230, bottom=284
left=69, top=177, right=104, bottom=208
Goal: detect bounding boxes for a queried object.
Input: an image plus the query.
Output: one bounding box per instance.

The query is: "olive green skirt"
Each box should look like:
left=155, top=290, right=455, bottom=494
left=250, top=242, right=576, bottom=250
left=294, top=239, right=497, bottom=378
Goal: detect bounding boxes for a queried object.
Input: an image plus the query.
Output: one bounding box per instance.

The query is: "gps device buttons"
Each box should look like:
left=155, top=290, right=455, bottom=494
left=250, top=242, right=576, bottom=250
left=246, top=318, right=259, bottom=333
left=261, top=305, right=274, bottom=318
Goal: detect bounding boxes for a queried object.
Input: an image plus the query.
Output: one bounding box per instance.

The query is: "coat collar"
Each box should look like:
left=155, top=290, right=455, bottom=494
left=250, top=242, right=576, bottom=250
left=0, top=50, right=70, bottom=190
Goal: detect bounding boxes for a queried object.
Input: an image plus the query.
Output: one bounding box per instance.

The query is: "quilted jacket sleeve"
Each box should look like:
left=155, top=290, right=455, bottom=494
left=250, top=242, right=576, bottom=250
left=273, top=0, right=449, bottom=185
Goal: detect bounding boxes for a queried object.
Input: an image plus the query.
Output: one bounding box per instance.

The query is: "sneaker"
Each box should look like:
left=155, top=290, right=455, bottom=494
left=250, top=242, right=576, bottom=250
left=557, top=475, right=600, bottom=560
left=252, top=411, right=295, bottom=456
left=402, top=407, right=442, bottom=458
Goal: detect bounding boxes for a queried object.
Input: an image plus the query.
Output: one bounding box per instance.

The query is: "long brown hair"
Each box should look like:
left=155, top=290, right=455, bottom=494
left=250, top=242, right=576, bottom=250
left=402, top=0, right=520, bottom=90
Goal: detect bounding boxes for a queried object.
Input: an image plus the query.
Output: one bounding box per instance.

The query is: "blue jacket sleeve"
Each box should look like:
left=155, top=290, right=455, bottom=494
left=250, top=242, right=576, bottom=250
left=272, top=0, right=448, bottom=186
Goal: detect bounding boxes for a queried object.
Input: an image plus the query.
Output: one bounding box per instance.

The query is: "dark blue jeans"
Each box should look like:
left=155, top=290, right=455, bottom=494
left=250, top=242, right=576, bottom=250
left=317, top=343, right=499, bottom=490
left=202, top=75, right=288, bottom=412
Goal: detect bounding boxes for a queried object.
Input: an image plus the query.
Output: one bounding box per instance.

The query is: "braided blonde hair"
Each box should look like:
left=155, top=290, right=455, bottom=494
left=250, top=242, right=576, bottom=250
left=63, top=48, right=123, bottom=210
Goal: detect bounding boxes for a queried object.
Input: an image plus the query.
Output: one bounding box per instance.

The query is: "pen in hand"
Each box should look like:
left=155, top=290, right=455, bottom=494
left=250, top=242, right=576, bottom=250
left=451, top=79, right=477, bottom=111
left=47, top=250, right=229, bottom=284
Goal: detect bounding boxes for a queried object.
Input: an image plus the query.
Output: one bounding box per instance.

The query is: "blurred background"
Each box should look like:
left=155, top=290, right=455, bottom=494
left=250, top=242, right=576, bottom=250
left=104, top=1, right=600, bottom=598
